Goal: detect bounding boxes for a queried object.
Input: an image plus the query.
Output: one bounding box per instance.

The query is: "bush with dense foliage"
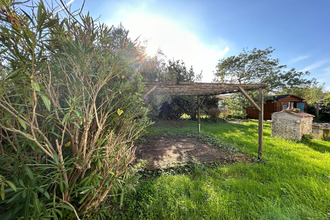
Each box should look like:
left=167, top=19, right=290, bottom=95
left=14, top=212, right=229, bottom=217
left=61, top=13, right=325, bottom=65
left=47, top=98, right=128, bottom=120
left=207, top=108, right=221, bottom=122
left=308, top=103, right=330, bottom=122
left=0, top=1, right=150, bottom=218
left=159, top=96, right=197, bottom=120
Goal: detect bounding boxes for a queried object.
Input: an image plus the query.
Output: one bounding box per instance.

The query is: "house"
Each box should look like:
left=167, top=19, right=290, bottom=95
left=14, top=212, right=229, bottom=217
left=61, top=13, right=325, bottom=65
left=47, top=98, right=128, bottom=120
left=246, top=94, right=307, bottom=120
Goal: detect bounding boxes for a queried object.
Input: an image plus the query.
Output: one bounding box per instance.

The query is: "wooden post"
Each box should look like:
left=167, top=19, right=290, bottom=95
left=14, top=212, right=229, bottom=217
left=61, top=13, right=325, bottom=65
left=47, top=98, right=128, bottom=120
left=238, top=86, right=261, bottom=111
left=198, top=96, right=201, bottom=132
left=258, top=88, right=264, bottom=160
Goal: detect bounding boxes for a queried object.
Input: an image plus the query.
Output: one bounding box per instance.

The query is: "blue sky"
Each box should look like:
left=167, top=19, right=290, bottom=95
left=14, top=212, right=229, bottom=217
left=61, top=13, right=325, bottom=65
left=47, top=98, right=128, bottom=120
left=67, top=0, right=330, bottom=91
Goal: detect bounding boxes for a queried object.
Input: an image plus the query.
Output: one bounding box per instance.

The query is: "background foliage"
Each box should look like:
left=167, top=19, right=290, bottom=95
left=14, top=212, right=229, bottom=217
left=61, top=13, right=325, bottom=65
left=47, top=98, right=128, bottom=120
left=214, top=47, right=321, bottom=119
left=141, top=57, right=209, bottom=120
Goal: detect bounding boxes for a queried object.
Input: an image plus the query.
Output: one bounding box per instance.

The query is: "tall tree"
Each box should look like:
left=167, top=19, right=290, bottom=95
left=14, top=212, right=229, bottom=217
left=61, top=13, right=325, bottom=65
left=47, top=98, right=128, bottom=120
left=159, top=60, right=199, bottom=119
left=282, top=83, right=324, bottom=104
left=214, top=47, right=318, bottom=118
left=141, top=56, right=203, bottom=119
left=215, top=47, right=315, bottom=92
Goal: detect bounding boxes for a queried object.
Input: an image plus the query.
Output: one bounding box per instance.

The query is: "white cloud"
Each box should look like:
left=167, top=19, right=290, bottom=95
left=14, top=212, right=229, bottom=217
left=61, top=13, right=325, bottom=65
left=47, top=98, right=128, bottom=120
left=106, top=8, right=229, bottom=82
left=291, top=55, right=309, bottom=63
left=299, top=60, right=329, bottom=72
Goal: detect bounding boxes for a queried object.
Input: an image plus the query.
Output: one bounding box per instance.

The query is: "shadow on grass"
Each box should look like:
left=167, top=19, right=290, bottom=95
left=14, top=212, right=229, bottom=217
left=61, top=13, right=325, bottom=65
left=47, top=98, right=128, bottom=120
left=301, top=139, right=330, bottom=153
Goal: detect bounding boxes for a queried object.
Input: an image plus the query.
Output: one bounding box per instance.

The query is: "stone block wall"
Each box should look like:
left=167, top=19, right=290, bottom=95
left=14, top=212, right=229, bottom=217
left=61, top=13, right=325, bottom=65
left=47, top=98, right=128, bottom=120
left=300, top=117, right=313, bottom=136
left=271, top=111, right=314, bottom=141
left=312, top=124, right=330, bottom=139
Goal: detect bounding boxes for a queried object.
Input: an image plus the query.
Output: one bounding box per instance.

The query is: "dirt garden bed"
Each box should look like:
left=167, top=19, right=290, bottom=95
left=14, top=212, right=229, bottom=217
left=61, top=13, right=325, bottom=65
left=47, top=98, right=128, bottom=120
left=134, top=134, right=253, bottom=170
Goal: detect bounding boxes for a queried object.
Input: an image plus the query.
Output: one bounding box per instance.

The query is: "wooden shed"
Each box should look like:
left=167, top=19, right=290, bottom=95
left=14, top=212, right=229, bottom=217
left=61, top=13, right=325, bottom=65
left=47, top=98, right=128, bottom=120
left=246, top=95, right=307, bottom=120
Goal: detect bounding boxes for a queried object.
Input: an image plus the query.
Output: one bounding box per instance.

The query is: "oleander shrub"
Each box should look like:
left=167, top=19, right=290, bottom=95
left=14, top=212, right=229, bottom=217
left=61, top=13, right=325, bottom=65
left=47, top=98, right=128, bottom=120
left=0, top=1, right=151, bottom=218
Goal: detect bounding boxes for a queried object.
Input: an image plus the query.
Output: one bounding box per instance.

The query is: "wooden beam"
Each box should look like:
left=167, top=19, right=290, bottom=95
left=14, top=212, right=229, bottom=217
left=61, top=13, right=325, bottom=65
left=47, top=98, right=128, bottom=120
left=258, top=87, right=264, bottom=160
left=143, top=85, right=157, bottom=97
left=238, top=86, right=261, bottom=112
left=143, top=82, right=267, bottom=96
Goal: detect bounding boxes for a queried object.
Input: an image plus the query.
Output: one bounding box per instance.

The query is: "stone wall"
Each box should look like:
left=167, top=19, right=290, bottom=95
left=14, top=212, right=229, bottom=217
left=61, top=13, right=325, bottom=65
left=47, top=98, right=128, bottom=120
left=312, top=124, right=330, bottom=139
left=271, top=111, right=314, bottom=140
left=300, top=117, right=313, bottom=136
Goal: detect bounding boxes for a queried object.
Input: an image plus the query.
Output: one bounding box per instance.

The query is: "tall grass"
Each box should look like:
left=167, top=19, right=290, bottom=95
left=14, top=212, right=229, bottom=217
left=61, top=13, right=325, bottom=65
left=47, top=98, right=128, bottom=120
left=111, top=120, right=330, bottom=219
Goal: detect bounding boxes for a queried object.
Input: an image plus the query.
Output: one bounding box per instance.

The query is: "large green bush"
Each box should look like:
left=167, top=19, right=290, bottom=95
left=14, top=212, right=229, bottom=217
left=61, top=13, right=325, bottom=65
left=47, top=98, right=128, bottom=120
left=0, top=1, right=150, bottom=218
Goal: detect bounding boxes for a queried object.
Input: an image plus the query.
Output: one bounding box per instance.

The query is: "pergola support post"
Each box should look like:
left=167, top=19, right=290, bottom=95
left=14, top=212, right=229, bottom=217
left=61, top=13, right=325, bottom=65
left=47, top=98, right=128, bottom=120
left=198, top=104, right=201, bottom=132
left=238, top=86, right=261, bottom=111
left=238, top=86, right=264, bottom=160
left=197, top=96, right=205, bottom=133
left=197, top=96, right=201, bottom=132
left=258, top=87, right=264, bottom=160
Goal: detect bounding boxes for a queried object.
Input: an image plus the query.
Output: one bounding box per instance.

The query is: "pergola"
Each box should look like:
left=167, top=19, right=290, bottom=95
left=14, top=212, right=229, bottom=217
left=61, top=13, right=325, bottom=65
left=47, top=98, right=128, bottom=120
left=144, top=82, right=267, bottom=159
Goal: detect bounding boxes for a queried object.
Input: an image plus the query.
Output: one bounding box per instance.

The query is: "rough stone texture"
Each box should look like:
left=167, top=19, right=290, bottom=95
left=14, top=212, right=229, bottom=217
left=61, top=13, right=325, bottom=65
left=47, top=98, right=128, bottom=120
left=271, top=111, right=314, bottom=140
left=312, top=124, right=330, bottom=139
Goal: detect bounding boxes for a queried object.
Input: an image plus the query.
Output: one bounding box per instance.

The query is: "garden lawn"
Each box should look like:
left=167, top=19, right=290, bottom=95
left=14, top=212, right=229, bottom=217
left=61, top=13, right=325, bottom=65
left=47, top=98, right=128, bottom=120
left=113, top=120, right=330, bottom=219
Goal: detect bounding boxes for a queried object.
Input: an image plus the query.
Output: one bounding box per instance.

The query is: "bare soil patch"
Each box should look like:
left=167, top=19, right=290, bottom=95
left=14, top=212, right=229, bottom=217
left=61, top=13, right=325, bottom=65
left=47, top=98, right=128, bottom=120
left=135, top=135, right=252, bottom=170
left=152, top=119, right=188, bottom=128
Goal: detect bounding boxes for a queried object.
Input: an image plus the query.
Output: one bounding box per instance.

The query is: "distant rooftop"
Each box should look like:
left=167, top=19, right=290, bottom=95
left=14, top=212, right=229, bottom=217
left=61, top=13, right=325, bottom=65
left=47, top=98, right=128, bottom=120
left=270, top=94, right=304, bottom=101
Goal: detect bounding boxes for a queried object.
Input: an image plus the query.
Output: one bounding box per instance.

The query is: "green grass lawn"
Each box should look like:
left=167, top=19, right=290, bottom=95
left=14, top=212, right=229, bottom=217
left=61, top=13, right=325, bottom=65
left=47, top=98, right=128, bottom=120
left=111, top=120, right=330, bottom=220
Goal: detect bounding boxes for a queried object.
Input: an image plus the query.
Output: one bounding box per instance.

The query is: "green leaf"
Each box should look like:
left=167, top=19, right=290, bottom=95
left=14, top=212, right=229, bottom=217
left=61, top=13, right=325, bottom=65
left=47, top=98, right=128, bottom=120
left=32, top=82, right=40, bottom=92
left=5, top=180, right=17, bottom=192
left=59, top=179, right=64, bottom=193
left=17, top=118, right=27, bottom=130
left=61, top=113, right=70, bottom=125
left=37, top=1, right=45, bottom=31
left=24, top=191, right=30, bottom=219
left=33, top=193, right=41, bottom=214
left=37, top=187, right=50, bottom=199
left=19, top=179, right=25, bottom=187
left=57, top=204, right=73, bottom=211
left=63, top=180, right=69, bottom=190
left=126, top=184, right=136, bottom=192
left=6, top=190, right=22, bottom=203
left=78, top=191, right=90, bottom=204
left=53, top=154, right=59, bottom=165
left=120, top=188, right=125, bottom=208
left=117, top=108, right=124, bottom=116
left=79, top=188, right=91, bottom=194
left=25, top=166, right=34, bottom=180
left=54, top=208, right=63, bottom=218
left=72, top=122, right=80, bottom=128
left=1, top=183, right=4, bottom=200
left=39, top=93, right=51, bottom=111
left=6, top=68, right=23, bottom=80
